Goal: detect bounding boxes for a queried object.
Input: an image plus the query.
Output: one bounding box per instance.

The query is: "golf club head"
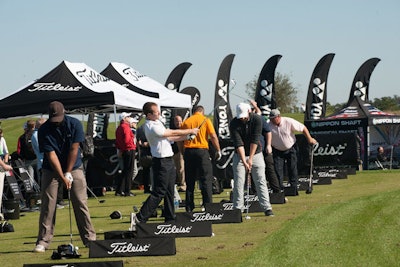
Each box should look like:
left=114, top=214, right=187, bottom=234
left=245, top=215, right=251, bottom=220
left=305, top=188, right=313, bottom=194
left=99, top=199, right=106, bottom=203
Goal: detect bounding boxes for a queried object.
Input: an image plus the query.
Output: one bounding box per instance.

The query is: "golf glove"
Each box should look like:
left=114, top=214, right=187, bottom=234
left=215, top=150, right=222, bottom=161
left=64, top=172, right=73, bottom=183
left=187, top=134, right=196, bottom=141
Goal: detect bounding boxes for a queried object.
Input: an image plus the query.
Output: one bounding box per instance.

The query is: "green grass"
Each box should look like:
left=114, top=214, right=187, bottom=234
left=1, top=170, right=400, bottom=266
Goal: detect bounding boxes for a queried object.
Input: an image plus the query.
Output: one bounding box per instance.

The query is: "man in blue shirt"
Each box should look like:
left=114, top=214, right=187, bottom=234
left=33, top=101, right=96, bottom=253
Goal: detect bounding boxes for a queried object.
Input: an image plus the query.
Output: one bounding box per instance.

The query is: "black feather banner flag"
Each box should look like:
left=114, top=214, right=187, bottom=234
left=255, top=55, right=282, bottom=118
left=212, top=54, right=235, bottom=188
left=347, top=57, right=380, bottom=105
left=304, top=53, right=335, bottom=121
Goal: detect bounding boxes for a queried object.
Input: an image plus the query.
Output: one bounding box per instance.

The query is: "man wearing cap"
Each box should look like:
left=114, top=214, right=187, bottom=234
left=34, top=101, right=96, bottom=253
left=229, top=103, right=274, bottom=216
left=268, top=109, right=317, bottom=192
left=115, top=112, right=136, bottom=196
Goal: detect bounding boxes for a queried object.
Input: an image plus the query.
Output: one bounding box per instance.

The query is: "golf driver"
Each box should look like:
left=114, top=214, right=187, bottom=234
left=86, top=186, right=106, bottom=203
left=51, top=189, right=81, bottom=259
left=245, top=171, right=251, bottom=220
left=306, top=143, right=316, bottom=194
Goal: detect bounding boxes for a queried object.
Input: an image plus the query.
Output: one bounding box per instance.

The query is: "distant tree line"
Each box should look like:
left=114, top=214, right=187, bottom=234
left=327, top=95, right=400, bottom=115
left=245, top=72, right=400, bottom=114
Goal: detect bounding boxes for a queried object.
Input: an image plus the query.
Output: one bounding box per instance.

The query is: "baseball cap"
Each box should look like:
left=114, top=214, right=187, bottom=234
left=129, top=117, right=138, bottom=124
left=119, top=112, right=131, bottom=121
left=269, top=109, right=281, bottom=119
left=236, top=103, right=251, bottom=119
left=48, top=101, right=65, bottom=123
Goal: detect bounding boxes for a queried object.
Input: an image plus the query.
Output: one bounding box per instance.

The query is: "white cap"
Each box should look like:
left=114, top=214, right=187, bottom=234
left=119, top=112, right=131, bottom=121
left=236, top=103, right=251, bottom=119
left=129, top=117, right=138, bottom=124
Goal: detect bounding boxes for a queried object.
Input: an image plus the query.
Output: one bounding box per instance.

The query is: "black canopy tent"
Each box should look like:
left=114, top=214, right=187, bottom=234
left=0, top=61, right=160, bottom=119
left=305, top=96, right=400, bottom=170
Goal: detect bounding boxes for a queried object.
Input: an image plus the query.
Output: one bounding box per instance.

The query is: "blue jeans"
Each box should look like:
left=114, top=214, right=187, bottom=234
left=232, top=152, right=272, bottom=212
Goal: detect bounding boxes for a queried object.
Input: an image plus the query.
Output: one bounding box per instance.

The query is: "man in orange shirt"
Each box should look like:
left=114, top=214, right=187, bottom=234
left=181, top=105, right=222, bottom=212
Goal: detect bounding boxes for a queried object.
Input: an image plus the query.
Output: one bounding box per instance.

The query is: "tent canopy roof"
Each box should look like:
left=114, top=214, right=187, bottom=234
left=0, top=61, right=160, bottom=119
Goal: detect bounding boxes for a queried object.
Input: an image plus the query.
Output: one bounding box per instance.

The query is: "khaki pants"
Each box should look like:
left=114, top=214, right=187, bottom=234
left=36, top=167, right=96, bottom=248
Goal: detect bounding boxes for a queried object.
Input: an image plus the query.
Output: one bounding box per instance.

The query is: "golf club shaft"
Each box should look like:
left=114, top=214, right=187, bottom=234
left=246, top=171, right=251, bottom=218
left=86, top=186, right=104, bottom=203
left=68, top=189, right=73, bottom=244
left=308, top=144, right=315, bottom=192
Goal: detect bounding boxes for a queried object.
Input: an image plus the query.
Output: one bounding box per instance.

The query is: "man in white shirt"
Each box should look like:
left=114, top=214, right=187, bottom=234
left=269, top=109, right=317, bottom=193
left=130, top=102, right=199, bottom=227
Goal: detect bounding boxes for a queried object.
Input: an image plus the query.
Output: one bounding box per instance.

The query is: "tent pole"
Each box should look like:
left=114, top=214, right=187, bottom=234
left=113, top=105, right=118, bottom=129
left=390, top=145, right=394, bottom=170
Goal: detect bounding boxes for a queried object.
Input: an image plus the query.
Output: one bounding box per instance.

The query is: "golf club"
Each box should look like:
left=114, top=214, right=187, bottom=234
left=245, top=171, right=251, bottom=220
left=306, top=143, right=316, bottom=194
left=86, top=186, right=106, bottom=203
left=68, top=190, right=73, bottom=245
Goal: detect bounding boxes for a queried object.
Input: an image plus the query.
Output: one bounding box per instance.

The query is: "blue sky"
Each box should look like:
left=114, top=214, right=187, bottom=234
left=1, top=0, right=399, bottom=114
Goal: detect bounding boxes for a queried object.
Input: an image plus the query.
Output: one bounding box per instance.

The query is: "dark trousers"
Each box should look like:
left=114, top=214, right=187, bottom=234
left=263, top=152, right=281, bottom=192
left=115, top=150, right=135, bottom=195
left=184, top=148, right=213, bottom=212
left=272, top=146, right=299, bottom=189
left=138, top=157, right=175, bottom=222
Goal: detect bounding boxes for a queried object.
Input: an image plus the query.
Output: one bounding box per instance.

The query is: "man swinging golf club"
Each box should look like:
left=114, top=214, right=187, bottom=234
left=33, top=101, right=96, bottom=253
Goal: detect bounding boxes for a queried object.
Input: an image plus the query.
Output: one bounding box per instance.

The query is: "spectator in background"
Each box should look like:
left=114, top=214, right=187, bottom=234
left=128, top=117, right=139, bottom=184
left=171, top=115, right=186, bottom=192
left=17, top=120, right=37, bottom=181
left=115, top=112, right=136, bottom=197
left=136, top=122, right=152, bottom=193
left=0, top=129, right=10, bottom=164
left=376, top=146, right=388, bottom=162
left=31, top=118, right=47, bottom=183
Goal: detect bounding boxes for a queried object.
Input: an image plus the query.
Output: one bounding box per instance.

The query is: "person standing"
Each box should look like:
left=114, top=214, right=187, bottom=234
left=0, top=154, right=13, bottom=221
left=17, top=120, right=37, bottom=180
left=31, top=118, right=47, bottom=184
left=181, top=105, right=222, bottom=212
left=249, top=100, right=281, bottom=193
left=115, top=112, right=136, bottom=197
left=34, top=101, right=96, bottom=252
left=0, top=129, right=10, bottom=164
left=229, top=103, right=274, bottom=216
left=136, top=123, right=152, bottom=193
left=171, top=115, right=186, bottom=192
left=130, top=102, right=199, bottom=227
left=268, top=109, right=317, bottom=193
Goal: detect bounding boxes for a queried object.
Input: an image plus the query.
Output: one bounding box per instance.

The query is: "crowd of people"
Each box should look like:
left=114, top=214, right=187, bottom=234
left=0, top=99, right=319, bottom=253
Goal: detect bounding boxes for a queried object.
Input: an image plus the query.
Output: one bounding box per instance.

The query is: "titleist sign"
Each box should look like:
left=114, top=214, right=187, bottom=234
left=313, top=142, right=347, bottom=156
left=108, top=242, right=150, bottom=254
left=136, top=220, right=212, bottom=238
left=191, top=212, right=224, bottom=222
left=154, top=224, right=192, bottom=235
left=76, top=68, right=110, bottom=86
left=184, top=207, right=242, bottom=224
left=28, top=82, right=82, bottom=92
left=89, top=238, right=176, bottom=258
